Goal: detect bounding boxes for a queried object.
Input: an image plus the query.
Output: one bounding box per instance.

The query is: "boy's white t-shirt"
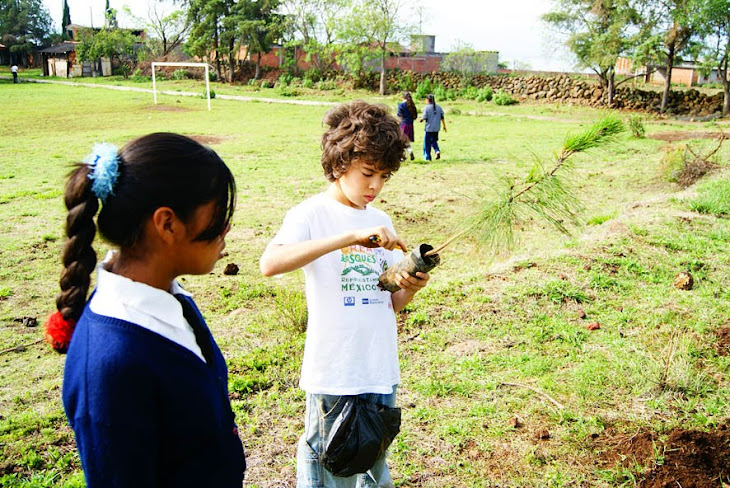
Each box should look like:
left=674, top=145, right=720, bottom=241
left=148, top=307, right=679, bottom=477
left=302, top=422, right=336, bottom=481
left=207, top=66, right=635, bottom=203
left=272, top=192, right=404, bottom=395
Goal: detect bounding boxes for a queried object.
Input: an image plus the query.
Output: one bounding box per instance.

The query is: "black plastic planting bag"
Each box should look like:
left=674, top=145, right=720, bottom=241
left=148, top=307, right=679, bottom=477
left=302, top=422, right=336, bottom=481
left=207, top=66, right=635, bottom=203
left=321, top=398, right=401, bottom=477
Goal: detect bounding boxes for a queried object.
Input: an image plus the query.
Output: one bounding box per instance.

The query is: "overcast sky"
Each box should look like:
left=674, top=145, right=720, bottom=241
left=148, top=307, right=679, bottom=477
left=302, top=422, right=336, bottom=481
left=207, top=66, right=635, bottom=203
left=42, top=0, right=578, bottom=72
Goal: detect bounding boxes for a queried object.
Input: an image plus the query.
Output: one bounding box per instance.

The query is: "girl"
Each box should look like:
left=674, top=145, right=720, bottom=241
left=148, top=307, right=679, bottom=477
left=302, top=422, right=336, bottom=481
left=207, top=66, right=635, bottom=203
left=397, top=91, right=418, bottom=160
left=45, top=133, right=246, bottom=488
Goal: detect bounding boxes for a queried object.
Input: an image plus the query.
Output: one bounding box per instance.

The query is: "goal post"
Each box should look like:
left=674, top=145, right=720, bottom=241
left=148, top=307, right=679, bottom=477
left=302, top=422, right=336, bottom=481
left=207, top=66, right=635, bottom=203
left=151, top=62, right=212, bottom=111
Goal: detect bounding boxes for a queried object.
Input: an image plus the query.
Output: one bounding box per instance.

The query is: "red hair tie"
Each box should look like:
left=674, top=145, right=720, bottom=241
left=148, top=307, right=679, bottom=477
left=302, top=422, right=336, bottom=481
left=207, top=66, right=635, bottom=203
left=44, top=311, right=77, bottom=353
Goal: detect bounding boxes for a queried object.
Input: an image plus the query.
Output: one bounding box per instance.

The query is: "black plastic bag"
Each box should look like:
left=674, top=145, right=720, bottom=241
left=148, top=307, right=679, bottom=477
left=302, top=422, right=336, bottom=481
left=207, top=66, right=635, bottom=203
left=321, top=397, right=401, bottom=477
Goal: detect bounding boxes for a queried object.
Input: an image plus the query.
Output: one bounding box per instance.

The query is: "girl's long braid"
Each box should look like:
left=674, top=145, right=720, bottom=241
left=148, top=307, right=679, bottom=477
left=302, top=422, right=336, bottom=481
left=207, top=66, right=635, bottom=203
left=47, top=165, right=99, bottom=352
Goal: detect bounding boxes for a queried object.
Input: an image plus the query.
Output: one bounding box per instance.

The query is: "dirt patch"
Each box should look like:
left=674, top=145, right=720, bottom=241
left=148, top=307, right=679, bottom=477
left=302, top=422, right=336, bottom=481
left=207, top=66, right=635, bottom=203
left=647, top=131, right=725, bottom=142
left=597, top=425, right=730, bottom=488
left=716, top=326, right=730, bottom=356
left=189, top=135, right=226, bottom=145
left=143, top=105, right=191, bottom=112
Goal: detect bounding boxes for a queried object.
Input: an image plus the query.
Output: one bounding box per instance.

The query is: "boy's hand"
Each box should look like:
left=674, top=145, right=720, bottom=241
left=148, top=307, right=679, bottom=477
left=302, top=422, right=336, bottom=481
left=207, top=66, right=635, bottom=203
left=395, top=271, right=430, bottom=293
left=357, top=227, right=407, bottom=252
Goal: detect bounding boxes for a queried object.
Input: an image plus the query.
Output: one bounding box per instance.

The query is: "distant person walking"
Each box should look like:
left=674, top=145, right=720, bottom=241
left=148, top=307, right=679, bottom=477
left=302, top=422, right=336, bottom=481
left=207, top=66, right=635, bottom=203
left=397, top=91, right=418, bottom=160
left=11, top=64, right=18, bottom=84
left=419, top=94, right=446, bottom=161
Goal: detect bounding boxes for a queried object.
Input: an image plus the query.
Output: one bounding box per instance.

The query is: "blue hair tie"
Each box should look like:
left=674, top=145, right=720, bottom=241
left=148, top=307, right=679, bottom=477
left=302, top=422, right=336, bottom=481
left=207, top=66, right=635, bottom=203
left=84, top=142, right=120, bottom=203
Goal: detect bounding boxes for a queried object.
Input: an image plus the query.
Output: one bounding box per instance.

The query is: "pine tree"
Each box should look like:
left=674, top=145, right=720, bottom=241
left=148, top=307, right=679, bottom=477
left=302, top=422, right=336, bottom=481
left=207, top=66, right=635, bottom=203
left=62, top=0, right=71, bottom=33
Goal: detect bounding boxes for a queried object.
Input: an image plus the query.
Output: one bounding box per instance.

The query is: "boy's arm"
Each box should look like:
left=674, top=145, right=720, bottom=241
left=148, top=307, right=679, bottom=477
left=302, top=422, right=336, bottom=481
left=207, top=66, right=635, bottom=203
left=260, top=226, right=407, bottom=277
left=390, top=271, right=430, bottom=313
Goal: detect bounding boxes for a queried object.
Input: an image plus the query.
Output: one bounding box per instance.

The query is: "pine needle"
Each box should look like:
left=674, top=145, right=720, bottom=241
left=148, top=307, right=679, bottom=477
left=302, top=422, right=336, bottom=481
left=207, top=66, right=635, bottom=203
left=427, top=115, right=624, bottom=257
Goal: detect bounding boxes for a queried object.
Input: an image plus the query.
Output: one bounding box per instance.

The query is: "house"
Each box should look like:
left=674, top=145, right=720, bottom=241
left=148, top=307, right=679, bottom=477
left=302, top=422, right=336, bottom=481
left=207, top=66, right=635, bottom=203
left=242, top=35, right=498, bottom=75
left=615, top=57, right=722, bottom=87
left=39, top=24, right=144, bottom=78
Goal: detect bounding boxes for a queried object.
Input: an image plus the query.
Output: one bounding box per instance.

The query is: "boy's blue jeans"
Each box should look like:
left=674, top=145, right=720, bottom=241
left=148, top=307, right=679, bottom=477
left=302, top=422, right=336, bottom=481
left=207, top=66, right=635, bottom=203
left=423, top=132, right=440, bottom=161
left=296, top=386, right=397, bottom=488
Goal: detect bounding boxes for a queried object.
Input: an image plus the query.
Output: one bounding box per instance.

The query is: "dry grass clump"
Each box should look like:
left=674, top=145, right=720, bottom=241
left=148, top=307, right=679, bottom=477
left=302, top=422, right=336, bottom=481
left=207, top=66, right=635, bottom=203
left=660, top=134, right=725, bottom=187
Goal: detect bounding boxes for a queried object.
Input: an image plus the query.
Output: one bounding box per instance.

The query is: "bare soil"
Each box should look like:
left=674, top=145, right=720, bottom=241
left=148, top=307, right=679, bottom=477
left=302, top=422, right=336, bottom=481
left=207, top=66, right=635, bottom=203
left=189, top=135, right=226, bottom=145
left=596, top=424, right=730, bottom=488
left=143, top=104, right=191, bottom=112
left=716, top=325, right=730, bottom=356
left=647, top=131, right=726, bottom=142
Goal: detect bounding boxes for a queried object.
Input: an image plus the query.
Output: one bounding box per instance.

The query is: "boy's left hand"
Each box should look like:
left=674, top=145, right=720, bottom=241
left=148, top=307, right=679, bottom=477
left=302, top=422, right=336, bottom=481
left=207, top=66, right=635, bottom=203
left=395, top=271, right=430, bottom=293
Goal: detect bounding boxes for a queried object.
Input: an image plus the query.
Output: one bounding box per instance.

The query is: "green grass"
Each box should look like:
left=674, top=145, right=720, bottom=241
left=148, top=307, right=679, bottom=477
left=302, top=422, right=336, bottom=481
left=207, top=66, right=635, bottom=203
left=1, top=79, right=729, bottom=487
left=689, top=177, right=730, bottom=216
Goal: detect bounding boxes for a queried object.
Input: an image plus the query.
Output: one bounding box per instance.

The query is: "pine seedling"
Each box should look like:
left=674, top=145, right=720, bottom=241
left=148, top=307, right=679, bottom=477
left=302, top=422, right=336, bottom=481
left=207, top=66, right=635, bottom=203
left=427, top=115, right=625, bottom=257
left=378, top=116, right=624, bottom=292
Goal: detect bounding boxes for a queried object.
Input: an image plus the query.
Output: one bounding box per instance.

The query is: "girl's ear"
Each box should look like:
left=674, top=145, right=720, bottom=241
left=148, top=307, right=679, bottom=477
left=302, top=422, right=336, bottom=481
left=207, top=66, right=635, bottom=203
left=150, top=207, right=180, bottom=245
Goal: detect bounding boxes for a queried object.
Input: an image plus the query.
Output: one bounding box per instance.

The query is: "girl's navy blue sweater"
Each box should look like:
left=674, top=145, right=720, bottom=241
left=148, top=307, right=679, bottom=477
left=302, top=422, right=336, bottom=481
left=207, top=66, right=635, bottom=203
left=63, top=299, right=246, bottom=488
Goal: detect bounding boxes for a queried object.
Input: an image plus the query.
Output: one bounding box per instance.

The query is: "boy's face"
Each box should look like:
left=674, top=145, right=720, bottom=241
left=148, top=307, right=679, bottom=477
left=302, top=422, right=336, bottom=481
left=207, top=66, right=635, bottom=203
left=332, top=158, right=392, bottom=210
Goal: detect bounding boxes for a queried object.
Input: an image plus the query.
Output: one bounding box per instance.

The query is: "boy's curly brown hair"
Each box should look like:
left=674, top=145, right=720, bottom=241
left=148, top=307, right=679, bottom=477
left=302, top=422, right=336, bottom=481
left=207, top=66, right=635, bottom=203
left=321, top=100, right=409, bottom=182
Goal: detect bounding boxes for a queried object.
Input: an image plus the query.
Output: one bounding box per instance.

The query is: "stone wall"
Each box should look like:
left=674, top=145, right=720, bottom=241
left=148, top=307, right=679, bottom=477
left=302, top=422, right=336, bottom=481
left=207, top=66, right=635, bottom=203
left=386, top=71, right=725, bottom=116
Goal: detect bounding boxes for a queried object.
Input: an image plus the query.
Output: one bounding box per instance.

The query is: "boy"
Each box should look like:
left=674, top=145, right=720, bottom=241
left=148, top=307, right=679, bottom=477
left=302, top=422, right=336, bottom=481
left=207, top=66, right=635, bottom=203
left=260, top=101, right=430, bottom=487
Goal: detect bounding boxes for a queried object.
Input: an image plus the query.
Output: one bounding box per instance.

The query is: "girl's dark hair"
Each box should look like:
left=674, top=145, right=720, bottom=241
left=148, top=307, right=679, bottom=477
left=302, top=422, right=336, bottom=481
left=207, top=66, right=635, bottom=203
left=56, top=133, right=236, bottom=322
left=321, top=100, right=409, bottom=182
left=403, top=91, right=418, bottom=119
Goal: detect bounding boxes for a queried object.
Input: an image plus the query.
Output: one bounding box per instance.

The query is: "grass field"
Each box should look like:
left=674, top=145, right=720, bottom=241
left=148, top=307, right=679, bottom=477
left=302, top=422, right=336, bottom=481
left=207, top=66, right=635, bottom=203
left=1, top=78, right=729, bottom=487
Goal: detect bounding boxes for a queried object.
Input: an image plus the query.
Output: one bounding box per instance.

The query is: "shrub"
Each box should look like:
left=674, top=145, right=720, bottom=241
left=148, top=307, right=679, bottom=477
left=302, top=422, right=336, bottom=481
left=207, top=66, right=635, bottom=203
left=247, top=78, right=259, bottom=86
left=131, top=68, right=150, bottom=83
left=627, top=115, right=646, bottom=138
left=397, top=70, right=416, bottom=92
left=433, top=84, right=447, bottom=101
left=276, top=83, right=299, bottom=97
left=208, top=71, right=217, bottom=82
left=316, top=79, right=337, bottom=91
left=278, top=73, right=293, bottom=86
left=475, top=86, right=493, bottom=102
left=461, top=85, right=479, bottom=100
left=493, top=89, right=517, bottom=105
left=415, top=79, right=434, bottom=99
left=304, top=67, right=322, bottom=83
left=171, top=69, right=189, bottom=80
left=301, top=77, right=314, bottom=89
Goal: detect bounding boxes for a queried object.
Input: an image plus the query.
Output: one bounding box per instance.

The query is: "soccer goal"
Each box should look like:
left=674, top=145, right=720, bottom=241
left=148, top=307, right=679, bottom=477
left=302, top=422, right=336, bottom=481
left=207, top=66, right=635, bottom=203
left=151, top=62, right=212, bottom=111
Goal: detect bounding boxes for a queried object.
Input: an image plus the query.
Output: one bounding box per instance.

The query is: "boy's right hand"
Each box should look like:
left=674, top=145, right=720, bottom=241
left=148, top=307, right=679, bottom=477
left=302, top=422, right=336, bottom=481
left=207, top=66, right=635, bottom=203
left=357, top=227, right=407, bottom=252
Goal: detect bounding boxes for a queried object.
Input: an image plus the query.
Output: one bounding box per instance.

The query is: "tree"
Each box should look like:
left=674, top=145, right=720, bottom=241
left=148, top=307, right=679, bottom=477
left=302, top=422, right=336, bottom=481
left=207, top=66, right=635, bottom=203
left=341, top=0, right=413, bottom=95
left=105, top=0, right=118, bottom=28
left=695, top=0, right=730, bottom=115
left=281, top=0, right=348, bottom=74
left=62, top=0, right=71, bottom=34
left=238, top=0, right=282, bottom=79
left=441, top=40, right=494, bottom=81
left=185, top=0, right=229, bottom=80
left=123, top=3, right=190, bottom=57
left=635, top=0, right=702, bottom=113
left=0, top=0, right=53, bottom=65
left=76, top=27, right=138, bottom=78
left=543, top=0, right=640, bottom=106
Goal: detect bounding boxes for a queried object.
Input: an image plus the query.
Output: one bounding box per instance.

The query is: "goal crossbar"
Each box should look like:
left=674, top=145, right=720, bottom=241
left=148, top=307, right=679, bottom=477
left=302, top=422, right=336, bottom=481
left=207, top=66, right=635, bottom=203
left=151, top=62, right=212, bottom=111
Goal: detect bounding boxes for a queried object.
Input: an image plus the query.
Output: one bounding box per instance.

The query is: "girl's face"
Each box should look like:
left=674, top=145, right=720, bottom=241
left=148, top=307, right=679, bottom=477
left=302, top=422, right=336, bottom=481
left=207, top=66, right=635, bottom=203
left=176, top=202, right=230, bottom=275
left=332, top=159, right=392, bottom=210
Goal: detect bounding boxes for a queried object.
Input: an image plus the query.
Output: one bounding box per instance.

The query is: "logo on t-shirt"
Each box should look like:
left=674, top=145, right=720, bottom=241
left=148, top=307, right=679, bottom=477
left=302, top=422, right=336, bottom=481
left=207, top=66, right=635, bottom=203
left=340, top=246, right=388, bottom=295
left=344, top=296, right=356, bottom=306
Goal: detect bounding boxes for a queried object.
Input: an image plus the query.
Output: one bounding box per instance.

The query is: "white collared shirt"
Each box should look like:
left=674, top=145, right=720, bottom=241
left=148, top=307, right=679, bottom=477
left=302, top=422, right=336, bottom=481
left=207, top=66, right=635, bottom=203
left=88, top=253, right=205, bottom=362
